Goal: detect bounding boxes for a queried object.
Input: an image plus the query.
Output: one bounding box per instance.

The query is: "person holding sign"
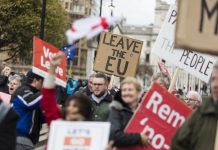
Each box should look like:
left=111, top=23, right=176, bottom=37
left=171, top=61, right=218, bottom=150
left=108, top=77, right=150, bottom=148
left=41, top=52, right=93, bottom=126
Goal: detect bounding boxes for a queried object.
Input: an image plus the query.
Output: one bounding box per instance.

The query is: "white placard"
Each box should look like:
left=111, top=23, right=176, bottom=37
left=47, top=121, right=111, bottom=150
left=152, top=5, right=217, bottom=83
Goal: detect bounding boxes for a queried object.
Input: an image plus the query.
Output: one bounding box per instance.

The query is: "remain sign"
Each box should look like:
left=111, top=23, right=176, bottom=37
left=152, top=5, right=217, bottom=83
left=175, top=0, right=218, bottom=55
left=118, top=83, right=192, bottom=150
left=33, top=36, right=67, bottom=87
left=94, top=32, right=143, bottom=77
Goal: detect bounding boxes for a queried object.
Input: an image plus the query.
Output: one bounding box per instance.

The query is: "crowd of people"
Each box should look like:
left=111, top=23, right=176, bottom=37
left=0, top=53, right=217, bottom=150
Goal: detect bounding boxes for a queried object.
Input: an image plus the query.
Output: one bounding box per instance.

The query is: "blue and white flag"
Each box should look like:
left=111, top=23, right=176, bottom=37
left=60, top=45, right=76, bottom=61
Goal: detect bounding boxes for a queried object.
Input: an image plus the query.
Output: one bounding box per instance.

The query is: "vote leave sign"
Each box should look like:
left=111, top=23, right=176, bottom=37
left=47, top=121, right=111, bottom=150
left=120, top=83, right=192, bottom=150
left=33, top=36, right=67, bottom=87
left=152, top=5, right=217, bottom=83
left=94, top=32, right=143, bottom=77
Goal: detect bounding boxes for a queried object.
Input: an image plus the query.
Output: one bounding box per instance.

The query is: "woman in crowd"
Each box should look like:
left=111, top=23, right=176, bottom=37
left=108, top=77, right=150, bottom=148
left=41, top=53, right=93, bottom=126
left=8, top=74, right=22, bottom=95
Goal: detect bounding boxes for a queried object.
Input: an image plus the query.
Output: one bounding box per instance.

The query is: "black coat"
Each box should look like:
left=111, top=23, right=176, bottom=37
left=0, top=76, right=9, bottom=93
left=108, top=91, right=142, bottom=148
left=0, top=101, right=19, bottom=150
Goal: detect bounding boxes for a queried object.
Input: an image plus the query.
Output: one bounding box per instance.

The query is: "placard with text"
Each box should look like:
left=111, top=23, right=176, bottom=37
left=119, top=83, right=192, bottom=150
left=33, top=36, right=66, bottom=87
left=94, top=32, right=143, bottom=77
left=152, top=5, right=217, bottom=83
left=47, top=121, right=111, bottom=150
left=175, top=0, right=218, bottom=55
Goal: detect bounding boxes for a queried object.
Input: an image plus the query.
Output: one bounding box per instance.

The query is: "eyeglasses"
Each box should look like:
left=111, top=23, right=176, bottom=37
left=185, top=98, right=199, bottom=103
left=93, top=83, right=104, bottom=86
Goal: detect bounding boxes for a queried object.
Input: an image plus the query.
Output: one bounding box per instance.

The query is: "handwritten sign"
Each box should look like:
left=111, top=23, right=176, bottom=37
left=33, top=36, right=67, bottom=87
left=175, top=0, right=218, bottom=55
left=152, top=5, right=217, bottom=83
left=119, top=83, right=192, bottom=150
left=94, top=32, right=143, bottom=77
left=47, top=121, right=110, bottom=150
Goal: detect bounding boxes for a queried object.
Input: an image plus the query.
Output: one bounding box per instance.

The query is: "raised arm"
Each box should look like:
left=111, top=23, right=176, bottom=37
left=41, top=52, right=64, bottom=126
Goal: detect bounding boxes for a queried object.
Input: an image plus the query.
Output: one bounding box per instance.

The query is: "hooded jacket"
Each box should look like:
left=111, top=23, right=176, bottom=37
left=171, top=96, right=218, bottom=150
left=108, top=90, right=142, bottom=148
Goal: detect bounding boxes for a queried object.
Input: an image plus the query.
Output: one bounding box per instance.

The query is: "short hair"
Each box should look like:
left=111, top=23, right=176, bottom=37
left=186, top=91, right=202, bottom=102
left=62, top=93, right=93, bottom=120
left=94, top=73, right=108, bottom=82
left=210, top=61, right=218, bottom=83
left=8, top=74, right=22, bottom=84
left=26, top=70, right=43, bottom=84
left=121, top=77, right=142, bottom=92
left=89, top=73, right=96, bottom=78
left=152, top=72, right=171, bottom=89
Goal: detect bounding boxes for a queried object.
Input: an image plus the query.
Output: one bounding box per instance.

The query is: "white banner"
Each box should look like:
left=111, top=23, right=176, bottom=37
left=47, top=121, right=111, bottom=150
left=152, top=5, right=217, bottom=83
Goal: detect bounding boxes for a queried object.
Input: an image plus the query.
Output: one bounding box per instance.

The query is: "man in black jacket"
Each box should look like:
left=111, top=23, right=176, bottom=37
left=12, top=70, right=43, bottom=150
left=0, top=100, right=19, bottom=150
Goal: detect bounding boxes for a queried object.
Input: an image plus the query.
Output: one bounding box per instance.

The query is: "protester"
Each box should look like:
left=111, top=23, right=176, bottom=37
left=0, top=100, right=19, bottom=150
left=185, top=91, right=202, bottom=110
left=41, top=52, right=93, bottom=126
left=152, top=72, right=171, bottom=89
left=0, top=66, right=12, bottom=93
left=90, top=73, right=112, bottom=121
left=79, top=73, right=95, bottom=96
left=8, top=74, right=22, bottom=95
left=11, top=70, right=44, bottom=150
left=171, top=61, right=218, bottom=150
left=108, top=77, right=150, bottom=148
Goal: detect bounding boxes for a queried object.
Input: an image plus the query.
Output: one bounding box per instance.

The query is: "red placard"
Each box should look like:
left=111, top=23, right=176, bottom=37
left=119, top=83, right=192, bottom=150
left=33, top=36, right=66, bottom=87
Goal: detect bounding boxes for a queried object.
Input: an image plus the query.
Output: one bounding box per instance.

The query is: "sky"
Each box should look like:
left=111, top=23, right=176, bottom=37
left=102, top=0, right=175, bottom=26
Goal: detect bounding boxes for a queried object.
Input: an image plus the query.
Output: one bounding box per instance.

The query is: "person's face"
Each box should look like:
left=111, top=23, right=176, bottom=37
left=65, top=100, right=84, bottom=121
left=121, top=83, right=139, bottom=105
left=8, top=79, right=21, bottom=94
left=88, top=77, right=94, bottom=92
left=3, top=67, right=11, bottom=77
left=211, top=69, right=218, bottom=102
left=33, top=79, right=43, bottom=90
left=92, top=78, right=107, bottom=97
left=185, top=95, right=201, bottom=110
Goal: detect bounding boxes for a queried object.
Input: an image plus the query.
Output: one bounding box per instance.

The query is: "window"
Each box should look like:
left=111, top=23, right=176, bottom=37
left=70, top=2, right=73, bottom=10
left=147, top=41, right=151, bottom=47
left=65, top=2, right=69, bottom=9
left=145, top=53, right=150, bottom=63
left=73, top=48, right=79, bottom=66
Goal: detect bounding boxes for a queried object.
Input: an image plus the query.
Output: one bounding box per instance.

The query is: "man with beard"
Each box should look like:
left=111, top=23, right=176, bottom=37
left=171, top=61, right=218, bottom=150
left=90, top=73, right=112, bottom=121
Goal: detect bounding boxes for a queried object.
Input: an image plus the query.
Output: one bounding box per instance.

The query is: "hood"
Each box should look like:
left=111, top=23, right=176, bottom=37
left=110, top=90, right=131, bottom=111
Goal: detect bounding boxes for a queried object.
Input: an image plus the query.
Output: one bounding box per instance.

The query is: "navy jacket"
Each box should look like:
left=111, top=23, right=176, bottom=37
left=11, top=84, right=43, bottom=144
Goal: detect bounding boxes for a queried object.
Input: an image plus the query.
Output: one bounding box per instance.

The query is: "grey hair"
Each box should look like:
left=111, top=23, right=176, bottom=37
left=213, top=60, right=218, bottom=70
left=8, top=74, right=22, bottom=83
left=186, top=91, right=202, bottom=102
left=152, top=72, right=171, bottom=88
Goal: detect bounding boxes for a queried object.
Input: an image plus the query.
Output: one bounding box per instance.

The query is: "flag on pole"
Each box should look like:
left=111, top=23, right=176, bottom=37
left=66, top=16, right=122, bottom=44
left=60, top=45, right=76, bottom=61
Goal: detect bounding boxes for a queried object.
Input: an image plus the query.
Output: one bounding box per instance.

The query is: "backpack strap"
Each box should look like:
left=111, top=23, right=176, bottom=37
left=0, top=102, right=10, bottom=125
